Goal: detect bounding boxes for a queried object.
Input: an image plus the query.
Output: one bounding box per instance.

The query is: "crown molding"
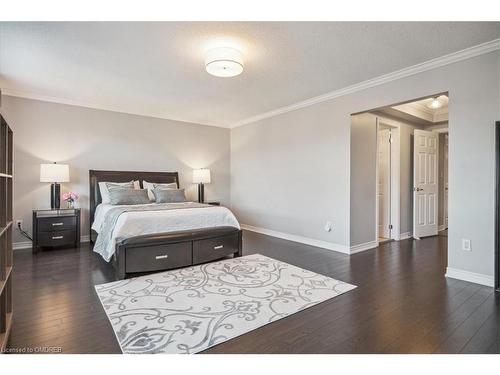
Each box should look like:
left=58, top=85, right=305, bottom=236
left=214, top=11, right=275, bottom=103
left=230, top=38, right=500, bottom=128
left=1, top=88, right=228, bottom=129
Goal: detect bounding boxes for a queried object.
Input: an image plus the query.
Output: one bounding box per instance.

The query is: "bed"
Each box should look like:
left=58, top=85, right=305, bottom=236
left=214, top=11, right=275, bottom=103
left=89, top=170, right=242, bottom=279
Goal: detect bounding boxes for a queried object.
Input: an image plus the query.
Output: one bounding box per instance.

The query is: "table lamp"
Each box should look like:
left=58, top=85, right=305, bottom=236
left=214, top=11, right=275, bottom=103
left=40, top=162, right=70, bottom=209
left=193, top=168, right=211, bottom=203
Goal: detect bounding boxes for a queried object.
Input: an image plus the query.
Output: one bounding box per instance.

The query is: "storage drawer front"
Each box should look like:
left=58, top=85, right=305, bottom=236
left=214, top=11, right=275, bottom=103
left=126, top=242, right=192, bottom=273
left=38, top=216, right=76, bottom=232
left=193, top=233, right=239, bottom=264
left=38, top=230, right=76, bottom=247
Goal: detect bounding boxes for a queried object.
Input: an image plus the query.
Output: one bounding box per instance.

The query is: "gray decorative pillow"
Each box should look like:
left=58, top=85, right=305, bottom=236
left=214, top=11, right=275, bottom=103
left=108, top=187, right=150, bottom=205
left=99, top=181, right=136, bottom=204
left=105, top=181, right=135, bottom=190
left=153, top=182, right=177, bottom=189
left=142, top=181, right=177, bottom=190
left=153, top=188, right=187, bottom=203
left=143, top=181, right=177, bottom=201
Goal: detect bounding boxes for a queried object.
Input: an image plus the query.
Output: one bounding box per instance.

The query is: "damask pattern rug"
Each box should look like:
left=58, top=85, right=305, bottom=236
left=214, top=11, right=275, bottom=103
left=95, top=254, right=356, bottom=354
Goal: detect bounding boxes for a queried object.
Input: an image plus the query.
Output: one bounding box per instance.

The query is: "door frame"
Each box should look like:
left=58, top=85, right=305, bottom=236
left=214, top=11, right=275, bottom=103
left=495, top=121, right=500, bottom=292
left=444, top=133, right=448, bottom=229
left=375, top=117, right=401, bottom=242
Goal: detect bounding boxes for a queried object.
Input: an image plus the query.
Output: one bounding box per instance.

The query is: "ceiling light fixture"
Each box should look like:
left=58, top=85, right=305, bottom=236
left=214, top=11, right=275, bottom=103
left=205, top=47, right=244, bottom=78
left=428, top=97, right=442, bottom=109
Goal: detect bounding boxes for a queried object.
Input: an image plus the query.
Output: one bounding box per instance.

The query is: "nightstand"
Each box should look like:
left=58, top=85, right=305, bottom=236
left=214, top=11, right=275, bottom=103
left=32, top=208, right=81, bottom=254
left=206, top=201, right=220, bottom=206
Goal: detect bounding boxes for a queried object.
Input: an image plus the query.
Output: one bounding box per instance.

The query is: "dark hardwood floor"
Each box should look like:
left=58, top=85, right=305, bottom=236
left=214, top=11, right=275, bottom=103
left=8, top=231, right=500, bottom=354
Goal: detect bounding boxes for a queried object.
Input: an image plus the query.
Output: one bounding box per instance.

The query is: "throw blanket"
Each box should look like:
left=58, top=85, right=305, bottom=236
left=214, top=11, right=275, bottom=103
left=93, top=202, right=211, bottom=261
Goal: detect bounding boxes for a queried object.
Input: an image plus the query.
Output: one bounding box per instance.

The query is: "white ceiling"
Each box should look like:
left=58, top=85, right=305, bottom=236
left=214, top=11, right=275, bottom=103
left=391, top=95, right=449, bottom=125
left=0, top=22, right=499, bottom=127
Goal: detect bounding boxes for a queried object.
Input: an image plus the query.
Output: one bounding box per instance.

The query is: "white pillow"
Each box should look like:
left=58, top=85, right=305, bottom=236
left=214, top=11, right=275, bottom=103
left=143, top=180, right=177, bottom=201
left=99, top=180, right=140, bottom=204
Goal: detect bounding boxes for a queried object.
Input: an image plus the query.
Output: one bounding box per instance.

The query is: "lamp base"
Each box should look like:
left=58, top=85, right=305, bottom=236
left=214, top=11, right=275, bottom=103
left=51, top=183, right=61, bottom=210
left=198, top=183, right=205, bottom=203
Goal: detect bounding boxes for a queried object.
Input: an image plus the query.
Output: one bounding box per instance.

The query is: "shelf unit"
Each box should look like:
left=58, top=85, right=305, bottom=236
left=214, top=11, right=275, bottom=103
left=0, top=112, right=13, bottom=353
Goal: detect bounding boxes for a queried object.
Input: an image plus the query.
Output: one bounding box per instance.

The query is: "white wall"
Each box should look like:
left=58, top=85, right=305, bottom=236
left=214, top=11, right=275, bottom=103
left=350, top=113, right=376, bottom=245
left=230, top=51, right=500, bottom=280
left=231, top=100, right=351, bottom=247
left=1, top=96, right=230, bottom=244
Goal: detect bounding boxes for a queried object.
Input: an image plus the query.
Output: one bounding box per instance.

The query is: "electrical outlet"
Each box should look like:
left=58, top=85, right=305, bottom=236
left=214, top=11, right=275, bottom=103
left=462, top=239, right=472, bottom=251
left=16, top=219, right=23, bottom=228
left=324, top=221, right=333, bottom=232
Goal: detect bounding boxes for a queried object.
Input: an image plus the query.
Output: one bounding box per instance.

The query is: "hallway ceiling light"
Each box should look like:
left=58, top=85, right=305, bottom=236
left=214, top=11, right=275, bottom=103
left=428, top=97, right=443, bottom=109
left=205, top=47, right=244, bottom=78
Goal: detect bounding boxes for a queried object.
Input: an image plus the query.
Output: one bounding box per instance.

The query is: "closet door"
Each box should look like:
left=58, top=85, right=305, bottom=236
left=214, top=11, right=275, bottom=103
left=413, top=129, right=438, bottom=239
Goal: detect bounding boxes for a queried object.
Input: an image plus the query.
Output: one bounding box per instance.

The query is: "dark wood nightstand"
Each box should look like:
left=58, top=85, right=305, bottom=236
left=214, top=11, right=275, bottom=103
left=206, top=201, right=220, bottom=206
left=32, top=208, right=81, bottom=253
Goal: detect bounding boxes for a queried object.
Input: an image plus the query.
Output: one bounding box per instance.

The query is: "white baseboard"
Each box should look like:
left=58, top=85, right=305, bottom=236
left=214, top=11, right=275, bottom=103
left=399, top=231, right=413, bottom=240
left=240, top=224, right=350, bottom=254
left=13, top=235, right=90, bottom=250
left=350, top=240, right=378, bottom=254
left=445, top=267, right=494, bottom=287
left=13, top=241, right=32, bottom=250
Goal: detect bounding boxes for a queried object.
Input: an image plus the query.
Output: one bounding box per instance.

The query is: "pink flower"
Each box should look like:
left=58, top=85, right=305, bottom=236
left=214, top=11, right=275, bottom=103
left=62, top=191, right=79, bottom=202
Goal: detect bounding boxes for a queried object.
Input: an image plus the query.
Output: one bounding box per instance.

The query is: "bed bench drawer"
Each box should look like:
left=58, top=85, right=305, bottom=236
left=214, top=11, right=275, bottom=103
left=125, top=242, right=192, bottom=273
left=193, top=233, right=240, bottom=264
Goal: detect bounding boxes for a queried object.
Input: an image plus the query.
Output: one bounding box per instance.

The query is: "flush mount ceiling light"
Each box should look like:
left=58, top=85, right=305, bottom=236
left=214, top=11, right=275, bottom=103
left=428, top=96, right=443, bottom=109
left=205, top=47, right=244, bottom=78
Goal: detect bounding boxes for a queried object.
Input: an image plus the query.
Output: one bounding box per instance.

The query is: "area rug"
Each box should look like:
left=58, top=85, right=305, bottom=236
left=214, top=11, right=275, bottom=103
left=95, top=254, right=356, bottom=354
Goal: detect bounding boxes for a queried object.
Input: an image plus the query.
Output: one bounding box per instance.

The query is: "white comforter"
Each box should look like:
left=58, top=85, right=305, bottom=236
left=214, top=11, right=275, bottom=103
left=92, top=202, right=240, bottom=261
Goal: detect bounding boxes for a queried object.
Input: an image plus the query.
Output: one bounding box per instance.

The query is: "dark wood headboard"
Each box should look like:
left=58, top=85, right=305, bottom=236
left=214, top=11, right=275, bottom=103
left=89, top=169, right=179, bottom=230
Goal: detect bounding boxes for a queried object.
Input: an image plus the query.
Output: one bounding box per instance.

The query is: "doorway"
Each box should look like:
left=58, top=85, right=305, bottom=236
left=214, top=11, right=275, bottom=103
left=378, top=126, right=391, bottom=241
left=376, top=120, right=400, bottom=243
left=368, top=93, right=449, bottom=242
left=350, top=93, right=449, bottom=248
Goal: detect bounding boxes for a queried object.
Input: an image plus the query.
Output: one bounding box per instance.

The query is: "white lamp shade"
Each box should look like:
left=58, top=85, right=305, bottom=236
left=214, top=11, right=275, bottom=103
left=193, top=168, right=211, bottom=184
left=40, top=163, right=70, bottom=183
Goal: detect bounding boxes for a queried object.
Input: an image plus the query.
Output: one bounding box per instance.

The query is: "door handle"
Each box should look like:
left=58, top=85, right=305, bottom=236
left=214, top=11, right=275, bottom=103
left=52, top=236, right=64, bottom=240
left=155, top=254, right=169, bottom=260
left=52, top=222, right=64, bottom=226
left=413, top=187, right=424, bottom=192
left=214, top=245, right=224, bottom=250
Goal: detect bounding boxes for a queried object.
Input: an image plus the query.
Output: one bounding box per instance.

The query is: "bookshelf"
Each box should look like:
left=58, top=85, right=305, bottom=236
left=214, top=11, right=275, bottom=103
left=0, top=105, right=13, bottom=352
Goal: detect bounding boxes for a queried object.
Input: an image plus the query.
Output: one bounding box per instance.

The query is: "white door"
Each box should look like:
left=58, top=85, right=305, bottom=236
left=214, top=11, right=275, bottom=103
left=444, top=134, right=448, bottom=228
left=378, top=128, right=391, bottom=239
left=413, top=129, right=438, bottom=238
